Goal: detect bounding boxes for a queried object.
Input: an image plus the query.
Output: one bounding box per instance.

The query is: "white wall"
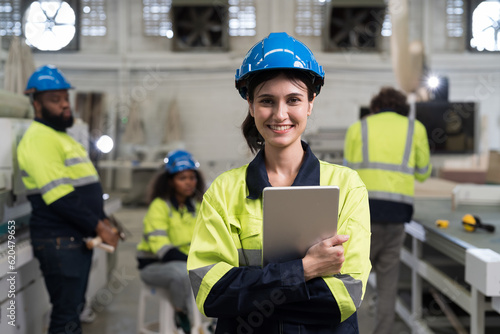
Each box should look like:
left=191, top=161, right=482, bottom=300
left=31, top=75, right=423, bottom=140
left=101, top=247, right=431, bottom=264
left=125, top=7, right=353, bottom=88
left=1, top=0, right=499, bottom=169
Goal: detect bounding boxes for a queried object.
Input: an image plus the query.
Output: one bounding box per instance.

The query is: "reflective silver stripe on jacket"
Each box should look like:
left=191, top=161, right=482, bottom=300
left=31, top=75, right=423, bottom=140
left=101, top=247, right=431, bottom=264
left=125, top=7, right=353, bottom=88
left=189, top=249, right=262, bottom=298
left=189, top=264, right=216, bottom=298
left=238, top=249, right=262, bottom=267
left=361, top=119, right=369, bottom=163
left=23, top=175, right=99, bottom=195
left=136, top=250, right=157, bottom=259
left=143, top=230, right=168, bottom=242
left=65, top=157, right=91, bottom=166
left=157, top=244, right=173, bottom=259
left=72, top=175, right=99, bottom=187
left=345, top=118, right=431, bottom=177
left=415, top=164, right=430, bottom=175
left=402, top=118, right=414, bottom=168
left=368, top=191, right=414, bottom=205
left=335, top=274, right=363, bottom=309
left=345, top=161, right=415, bottom=174
left=354, top=117, right=417, bottom=176
left=40, top=177, right=73, bottom=194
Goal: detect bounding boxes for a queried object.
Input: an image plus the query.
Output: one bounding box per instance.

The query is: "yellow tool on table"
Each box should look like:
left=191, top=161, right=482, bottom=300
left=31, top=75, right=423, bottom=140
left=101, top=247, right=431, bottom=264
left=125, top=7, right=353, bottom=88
left=462, top=214, right=496, bottom=233
left=435, top=219, right=449, bottom=228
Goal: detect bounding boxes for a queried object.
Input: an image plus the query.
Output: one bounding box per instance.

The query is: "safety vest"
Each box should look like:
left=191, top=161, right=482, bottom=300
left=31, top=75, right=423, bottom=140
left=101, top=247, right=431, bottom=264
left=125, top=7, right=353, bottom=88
left=17, top=121, right=99, bottom=205
left=137, top=198, right=200, bottom=260
left=187, top=155, right=371, bottom=324
left=344, top=112, right=432, bottom=220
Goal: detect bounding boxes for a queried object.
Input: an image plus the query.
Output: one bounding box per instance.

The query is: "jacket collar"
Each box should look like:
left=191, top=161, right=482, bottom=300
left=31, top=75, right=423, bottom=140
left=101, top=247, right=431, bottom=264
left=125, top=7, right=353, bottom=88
left=34, top=117, right=67, bottom=132
left=246, top=141, right=320, bottom=199
left=170, top=195, right=196, bottom=214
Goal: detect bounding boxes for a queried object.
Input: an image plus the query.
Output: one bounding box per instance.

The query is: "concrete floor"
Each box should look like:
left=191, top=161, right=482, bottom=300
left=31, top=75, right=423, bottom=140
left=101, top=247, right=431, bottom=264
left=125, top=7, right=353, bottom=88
left=82, top=205, right=411, bottom=334
left=82, top=206, right=147, bottom=334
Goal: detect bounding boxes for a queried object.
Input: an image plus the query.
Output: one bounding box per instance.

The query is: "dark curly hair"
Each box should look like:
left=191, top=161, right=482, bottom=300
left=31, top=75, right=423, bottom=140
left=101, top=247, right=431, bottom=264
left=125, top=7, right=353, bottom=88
left=369, top=87, right=409, bottom=116
left=146, top=169, right=205, bottom=205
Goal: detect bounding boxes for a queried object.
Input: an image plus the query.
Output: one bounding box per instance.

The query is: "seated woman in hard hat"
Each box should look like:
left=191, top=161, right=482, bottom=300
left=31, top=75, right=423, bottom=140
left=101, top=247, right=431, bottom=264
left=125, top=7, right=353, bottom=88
left=187, top=32, right=371, bottom=333
left=136, top=150, right=206, bottom=333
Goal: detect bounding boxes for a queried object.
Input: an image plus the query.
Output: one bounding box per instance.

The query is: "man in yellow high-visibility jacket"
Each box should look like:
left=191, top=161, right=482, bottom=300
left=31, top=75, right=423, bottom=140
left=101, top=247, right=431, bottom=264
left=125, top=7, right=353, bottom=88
left=344, top=87, right=432, bottom=334
left=17, top=65, right=119, bottom=334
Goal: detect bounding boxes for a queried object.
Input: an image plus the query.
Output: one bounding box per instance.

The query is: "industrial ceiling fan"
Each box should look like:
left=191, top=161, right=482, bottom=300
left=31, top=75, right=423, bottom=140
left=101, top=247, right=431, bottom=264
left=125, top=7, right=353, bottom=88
left=172, top=4, right=227, bottom=51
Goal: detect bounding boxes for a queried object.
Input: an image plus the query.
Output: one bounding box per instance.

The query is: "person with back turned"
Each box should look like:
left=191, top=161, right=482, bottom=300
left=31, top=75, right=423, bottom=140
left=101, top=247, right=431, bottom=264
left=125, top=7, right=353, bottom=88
left=344, top=87, right=432, bottom=334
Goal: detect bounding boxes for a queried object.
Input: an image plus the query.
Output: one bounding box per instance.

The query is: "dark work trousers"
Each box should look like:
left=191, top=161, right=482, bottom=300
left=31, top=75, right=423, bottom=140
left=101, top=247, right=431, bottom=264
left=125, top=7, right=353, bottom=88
left=334, top=311, right=359, bottom=334
left=369, top=224, right=406, bottom=334
left=32, top=237, right=93, bottom=334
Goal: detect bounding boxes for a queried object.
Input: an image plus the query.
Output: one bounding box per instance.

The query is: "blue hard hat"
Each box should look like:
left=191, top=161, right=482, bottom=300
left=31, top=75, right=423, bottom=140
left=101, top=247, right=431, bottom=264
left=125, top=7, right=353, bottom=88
left=164, top=150, right=199, bottom=174
left=235, top=32, right=325, bottom=99
left=25, top=65, right=74, bottom=95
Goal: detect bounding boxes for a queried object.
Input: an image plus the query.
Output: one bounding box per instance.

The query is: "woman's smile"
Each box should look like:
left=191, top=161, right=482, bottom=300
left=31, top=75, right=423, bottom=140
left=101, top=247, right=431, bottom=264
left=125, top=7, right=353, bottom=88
left=268, top=124, right=294, bottom=132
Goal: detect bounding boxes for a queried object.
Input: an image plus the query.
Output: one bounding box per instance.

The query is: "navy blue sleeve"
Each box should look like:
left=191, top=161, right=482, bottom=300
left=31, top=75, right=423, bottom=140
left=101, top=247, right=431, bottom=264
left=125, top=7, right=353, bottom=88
left=273, top=278, right=342, bottom=325
left=161, top=248, right=188, bottom=262
left=203, top=259, right=341, bottom=325
left=49, top=191, right=99, bottom=236
left=99, top=206, right=108, bottom=220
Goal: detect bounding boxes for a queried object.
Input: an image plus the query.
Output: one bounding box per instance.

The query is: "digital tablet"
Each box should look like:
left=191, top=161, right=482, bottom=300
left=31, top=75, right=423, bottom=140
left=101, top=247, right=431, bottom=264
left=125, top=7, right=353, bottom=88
left=262, top=185, right=339, bottom=264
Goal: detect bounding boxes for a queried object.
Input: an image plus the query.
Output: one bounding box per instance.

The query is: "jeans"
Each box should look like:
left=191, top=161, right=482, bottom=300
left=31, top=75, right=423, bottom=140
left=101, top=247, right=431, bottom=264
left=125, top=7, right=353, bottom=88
left=32, top=237, right=93, bottom=334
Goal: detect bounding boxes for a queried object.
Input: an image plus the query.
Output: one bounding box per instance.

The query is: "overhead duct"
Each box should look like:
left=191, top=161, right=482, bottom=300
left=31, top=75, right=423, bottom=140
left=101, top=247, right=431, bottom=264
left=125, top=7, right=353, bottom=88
left=389, top=0, right=424, bottom=94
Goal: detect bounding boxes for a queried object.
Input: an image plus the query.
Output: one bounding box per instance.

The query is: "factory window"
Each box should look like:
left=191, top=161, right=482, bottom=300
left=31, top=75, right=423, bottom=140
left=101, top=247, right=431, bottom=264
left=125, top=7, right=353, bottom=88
left=375, top=1, right=466, bottom=39
left=143, top=0, right=255, bottom=39
left=228, top=0, right=256, bottom=36
left=0, top=0, right=22, bottom=37
left=81, top=0, right=107, bottom=36
left=447, top=0, right=464, bottom=37
left=295, top=0, right=325, bottom=36
left=142, top=0, right=173, bottom=38
left=381, top=8, right=392, bottom=37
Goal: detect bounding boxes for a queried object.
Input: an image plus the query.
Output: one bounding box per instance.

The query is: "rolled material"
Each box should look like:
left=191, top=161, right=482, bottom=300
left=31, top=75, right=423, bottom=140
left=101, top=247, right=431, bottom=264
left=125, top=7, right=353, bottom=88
left=85, top=236, right=115, bottom=253
left=0, top=89, right=34, bottom=118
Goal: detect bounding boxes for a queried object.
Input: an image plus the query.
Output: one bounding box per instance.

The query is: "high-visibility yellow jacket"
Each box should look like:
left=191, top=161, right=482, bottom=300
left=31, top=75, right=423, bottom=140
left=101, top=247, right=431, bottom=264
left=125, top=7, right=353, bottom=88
left=187, top=143, right=371, bottom=333
left=344, top=112, right=432, bottom=223
left=137, top=197, right=200, bottom=269
left=17, top=120, right=104, bottom=238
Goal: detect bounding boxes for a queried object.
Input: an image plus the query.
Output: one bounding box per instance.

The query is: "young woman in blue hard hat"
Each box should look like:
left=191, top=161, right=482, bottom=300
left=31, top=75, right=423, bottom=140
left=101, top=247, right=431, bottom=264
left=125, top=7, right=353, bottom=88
left=136, top=150, right=206, bottom=333
left=187, top=32, right=371, bottom=333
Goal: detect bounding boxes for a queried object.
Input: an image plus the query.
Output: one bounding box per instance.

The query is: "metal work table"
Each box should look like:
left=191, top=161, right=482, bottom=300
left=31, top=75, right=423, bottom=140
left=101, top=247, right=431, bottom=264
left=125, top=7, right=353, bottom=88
left=413, top=198, right=500, bottom=263
left=400, top=197, right=500, bottom=334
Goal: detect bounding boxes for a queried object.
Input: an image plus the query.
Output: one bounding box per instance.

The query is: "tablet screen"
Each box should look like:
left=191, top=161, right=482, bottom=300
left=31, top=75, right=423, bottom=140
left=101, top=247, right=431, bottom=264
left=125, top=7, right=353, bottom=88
left=262, top=186, right=339, bottom=264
